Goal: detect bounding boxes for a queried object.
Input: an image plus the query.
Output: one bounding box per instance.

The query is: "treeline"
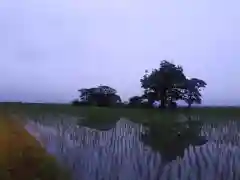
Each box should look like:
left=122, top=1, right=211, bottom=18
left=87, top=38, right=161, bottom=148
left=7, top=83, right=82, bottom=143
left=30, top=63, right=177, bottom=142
left=72, top=60, right=207, bottom=109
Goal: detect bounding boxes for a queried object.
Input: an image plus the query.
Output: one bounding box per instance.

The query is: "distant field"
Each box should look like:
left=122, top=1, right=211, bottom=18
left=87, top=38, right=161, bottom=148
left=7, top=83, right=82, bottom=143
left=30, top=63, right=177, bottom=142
left=1, top=103, right=240, bottom=123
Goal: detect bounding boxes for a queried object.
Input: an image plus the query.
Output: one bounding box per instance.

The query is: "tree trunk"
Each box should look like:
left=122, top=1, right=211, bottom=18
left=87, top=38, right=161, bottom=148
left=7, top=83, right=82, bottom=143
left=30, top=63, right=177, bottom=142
left=188, top=103, right=192, bottom=108
left=160, top=89, right=166, bottom=109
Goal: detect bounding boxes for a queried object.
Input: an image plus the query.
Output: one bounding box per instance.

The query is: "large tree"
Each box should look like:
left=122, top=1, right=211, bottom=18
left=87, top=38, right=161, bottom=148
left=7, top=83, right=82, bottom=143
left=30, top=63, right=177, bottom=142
left=78, top=85, right=121, bottom=106
left=140, top=60, right=186, bottom=108
left=182, top=78, right=207, bottom=108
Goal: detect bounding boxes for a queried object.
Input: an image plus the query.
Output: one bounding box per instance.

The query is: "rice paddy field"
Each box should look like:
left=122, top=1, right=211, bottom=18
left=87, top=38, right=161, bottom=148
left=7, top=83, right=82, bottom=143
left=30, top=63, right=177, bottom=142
left=1, top=103, right=240, bottom=180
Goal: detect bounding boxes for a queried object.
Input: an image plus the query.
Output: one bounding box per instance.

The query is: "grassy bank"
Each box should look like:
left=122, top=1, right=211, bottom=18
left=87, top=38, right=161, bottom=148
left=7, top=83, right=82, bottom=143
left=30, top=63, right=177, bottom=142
left=0, top=113, right=70, bottom=180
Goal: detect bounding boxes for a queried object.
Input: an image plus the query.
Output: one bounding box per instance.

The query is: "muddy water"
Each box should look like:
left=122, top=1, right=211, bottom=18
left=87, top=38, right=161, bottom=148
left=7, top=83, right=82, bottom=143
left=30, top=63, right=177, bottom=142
left=25, top=116, right=240, bottom=180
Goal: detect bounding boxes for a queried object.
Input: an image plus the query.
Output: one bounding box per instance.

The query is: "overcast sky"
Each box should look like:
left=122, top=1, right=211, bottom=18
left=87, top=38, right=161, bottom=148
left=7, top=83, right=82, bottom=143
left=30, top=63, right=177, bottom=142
left=0, top=0, right=239, bottom=105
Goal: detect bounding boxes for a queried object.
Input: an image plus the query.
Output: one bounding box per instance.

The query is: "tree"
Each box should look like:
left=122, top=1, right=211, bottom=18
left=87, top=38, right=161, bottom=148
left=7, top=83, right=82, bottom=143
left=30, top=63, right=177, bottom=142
left=128, top=96, right=142, bottom=107
left=78, top=85, right=121, bottom=106
left=140, top=60, right=186, bottom=108
left=141, top=90, right=158, bottom=106
left=79, top=88, right=94, bottom=102
left=182, top=78, right=207, bottom=108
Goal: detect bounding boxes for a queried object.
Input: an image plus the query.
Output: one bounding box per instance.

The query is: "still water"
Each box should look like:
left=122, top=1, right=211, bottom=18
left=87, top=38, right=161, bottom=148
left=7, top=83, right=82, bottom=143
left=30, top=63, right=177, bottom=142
left=25, top=115, right=240, bottom=180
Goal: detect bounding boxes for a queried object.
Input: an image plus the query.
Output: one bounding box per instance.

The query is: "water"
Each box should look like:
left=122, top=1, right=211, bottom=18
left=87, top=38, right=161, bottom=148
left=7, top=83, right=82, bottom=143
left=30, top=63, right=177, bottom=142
left=24, top=115, right=240, bottom=180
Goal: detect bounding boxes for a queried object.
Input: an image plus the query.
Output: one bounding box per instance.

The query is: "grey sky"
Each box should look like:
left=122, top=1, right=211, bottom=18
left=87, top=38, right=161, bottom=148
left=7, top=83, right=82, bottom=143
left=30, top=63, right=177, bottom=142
left=0, top=0, right=239, bottom=105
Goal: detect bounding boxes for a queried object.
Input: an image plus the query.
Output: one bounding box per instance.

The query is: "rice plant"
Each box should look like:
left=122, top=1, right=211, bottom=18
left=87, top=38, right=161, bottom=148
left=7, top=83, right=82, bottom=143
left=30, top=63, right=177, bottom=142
left=25, top=115, right=240, bottom=180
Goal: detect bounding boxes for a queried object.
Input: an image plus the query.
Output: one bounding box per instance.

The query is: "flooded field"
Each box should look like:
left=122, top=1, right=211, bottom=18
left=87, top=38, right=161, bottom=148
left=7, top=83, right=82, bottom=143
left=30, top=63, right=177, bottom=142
left=22, top=113, right=240, bottom=180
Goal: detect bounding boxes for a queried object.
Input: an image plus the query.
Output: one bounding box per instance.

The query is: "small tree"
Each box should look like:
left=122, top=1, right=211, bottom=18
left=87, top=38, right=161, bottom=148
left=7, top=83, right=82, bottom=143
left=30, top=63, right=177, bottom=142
left=71, top=99, right=80, bottom=106
left=78, top=85, right=121, bottom=106
left=129, top=96, right=142, bottom=107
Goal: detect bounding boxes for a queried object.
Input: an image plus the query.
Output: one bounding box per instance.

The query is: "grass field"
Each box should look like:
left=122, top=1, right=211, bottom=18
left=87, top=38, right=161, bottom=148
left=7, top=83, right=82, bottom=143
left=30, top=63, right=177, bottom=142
left=2, top=102, right=240, bottom=122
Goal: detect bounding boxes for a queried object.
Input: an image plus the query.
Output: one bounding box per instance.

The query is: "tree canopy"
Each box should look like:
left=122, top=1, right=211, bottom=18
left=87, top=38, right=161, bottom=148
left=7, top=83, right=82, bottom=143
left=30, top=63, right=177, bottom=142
left=78, top=85, right=121, bottom=106
left=128, top=96, right=143, bottom=107
left=140, top=60, right=206, bottom=108
left=181, top=78, right=207, bottom=108
left=141, top=60, right=187, bottom=108
left=75, top=60, right=207, bottom=109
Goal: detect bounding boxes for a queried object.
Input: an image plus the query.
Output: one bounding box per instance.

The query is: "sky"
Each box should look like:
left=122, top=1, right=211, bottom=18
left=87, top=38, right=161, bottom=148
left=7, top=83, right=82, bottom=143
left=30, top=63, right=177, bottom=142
left=0, top=0, right=239, bottom=105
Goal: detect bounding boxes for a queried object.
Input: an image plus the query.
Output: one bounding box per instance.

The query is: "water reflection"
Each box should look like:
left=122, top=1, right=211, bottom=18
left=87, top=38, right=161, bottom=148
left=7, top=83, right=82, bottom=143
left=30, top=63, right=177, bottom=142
left=25, top=115, right=240, bottom=180
left=141, top=117, right=207, bottom=162
left=78, top=116, right=117, bottom=131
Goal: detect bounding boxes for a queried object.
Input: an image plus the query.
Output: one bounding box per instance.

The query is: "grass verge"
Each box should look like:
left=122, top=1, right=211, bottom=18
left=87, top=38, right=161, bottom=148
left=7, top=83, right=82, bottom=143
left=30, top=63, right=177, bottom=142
left=0, top=113, right=71, bottom=180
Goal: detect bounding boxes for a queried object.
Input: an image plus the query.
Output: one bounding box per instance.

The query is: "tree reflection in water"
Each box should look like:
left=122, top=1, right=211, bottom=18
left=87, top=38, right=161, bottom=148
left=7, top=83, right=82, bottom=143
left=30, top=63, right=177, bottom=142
left=141, top=116, right=207, bottom=163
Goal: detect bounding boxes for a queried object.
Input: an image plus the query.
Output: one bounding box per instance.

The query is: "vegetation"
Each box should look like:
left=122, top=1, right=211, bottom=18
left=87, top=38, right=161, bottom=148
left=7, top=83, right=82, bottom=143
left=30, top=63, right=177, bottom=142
left=140, top=60, right=206, bottom=108
left=182, top=78, right=207, bottom=108
left=3, top=103, right=240, bottom=123
left=1, top=103, right=240, bottom=179
left=74, top=60, right=207, bottom=109
left=128, top=96, right=144, bottom=108
left=141, top=117, right=206, bottom=162
left=78, top=85, right=121, bottom=107
left=0, top=113, right=70, bottom=180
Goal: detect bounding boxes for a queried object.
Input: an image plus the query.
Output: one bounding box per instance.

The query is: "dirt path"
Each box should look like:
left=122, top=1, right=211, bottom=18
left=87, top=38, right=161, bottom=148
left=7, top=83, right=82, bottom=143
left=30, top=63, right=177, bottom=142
left=0, top=114, right=70, bottom=180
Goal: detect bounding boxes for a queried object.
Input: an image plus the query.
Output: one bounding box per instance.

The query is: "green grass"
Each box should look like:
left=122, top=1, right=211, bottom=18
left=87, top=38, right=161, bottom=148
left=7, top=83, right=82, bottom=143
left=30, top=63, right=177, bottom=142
left=0, top=113, right=71, bottom=180
left=1, top=102, right=240, bottom=123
